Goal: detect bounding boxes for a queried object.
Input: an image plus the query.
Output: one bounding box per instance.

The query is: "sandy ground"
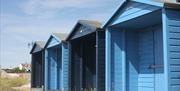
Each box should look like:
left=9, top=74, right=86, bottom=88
left=1, top=70, right=31, bottom=91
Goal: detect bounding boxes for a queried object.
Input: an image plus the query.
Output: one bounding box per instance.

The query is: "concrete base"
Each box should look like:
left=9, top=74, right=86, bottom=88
left=31, top=88, right=43, bottom=91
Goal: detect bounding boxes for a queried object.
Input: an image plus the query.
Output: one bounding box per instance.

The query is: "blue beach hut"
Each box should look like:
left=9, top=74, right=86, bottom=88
left=66, top=20, right=105, bottom=91
left=30, top=41, right=45, bottom=89
left=102, top=0, right=180, bottom=91
left=44, top=33, right=69, bottom=91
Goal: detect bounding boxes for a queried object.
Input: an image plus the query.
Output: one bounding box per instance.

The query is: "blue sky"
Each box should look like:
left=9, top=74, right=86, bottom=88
left=0, top=0, right=119, bottom=68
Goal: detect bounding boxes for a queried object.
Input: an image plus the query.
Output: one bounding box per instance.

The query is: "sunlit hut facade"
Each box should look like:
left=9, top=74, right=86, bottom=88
left=30, top=41, right=45, bottom=89
left=66, top=20, right=105, bottom=91
left=44, top=33, right=69, bottom=91
left=103, top=0, right=180, bottom=91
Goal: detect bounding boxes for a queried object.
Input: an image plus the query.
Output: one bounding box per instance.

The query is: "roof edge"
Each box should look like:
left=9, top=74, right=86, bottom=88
left=30, top=41, right=45, bottom=54
left=66, top=20, right=101, bottom=41
left=101, top=0, right=179, bottom=29
left=43, top=35, right=61, bottom=49
left=101, top=0, right=127, bottom=29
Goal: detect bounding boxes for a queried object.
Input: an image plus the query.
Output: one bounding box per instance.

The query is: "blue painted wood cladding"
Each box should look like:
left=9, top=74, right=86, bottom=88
left=104, top=1, right=180, bottom=91
left=62, top=43, right=69, bottom=91
left=44, top=34, right=69, bottom=91
left=31, top=1, right=180, bottom=91
left=163, top=9, right=180, bottom=91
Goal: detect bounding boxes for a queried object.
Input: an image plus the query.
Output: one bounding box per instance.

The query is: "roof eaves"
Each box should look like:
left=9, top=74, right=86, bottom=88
left=35, top=41, right=45, bottom=48
left=66, top=20, right=101, bottom=41
left=101, top=0, right=127, bottom=29
left=52, top=33, right=68, bottom=41
left=79, top=20, right=101, bottom=28
left=101, top=0, right=164, bottom=29
left=44, top=35, right=55, bottom=49
left=30, top=43, right=36, bottom=54
left=66, top=22, right=80, bottom=41
left=30, top=41, right=45, bottom=54
left=164, top=1, right=180, bottom=9
left=131, top=0, right=163, bottom=7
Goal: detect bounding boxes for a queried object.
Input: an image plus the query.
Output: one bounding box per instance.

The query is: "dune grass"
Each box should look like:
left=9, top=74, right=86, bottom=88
left=0, top=76, right=29, bottom=91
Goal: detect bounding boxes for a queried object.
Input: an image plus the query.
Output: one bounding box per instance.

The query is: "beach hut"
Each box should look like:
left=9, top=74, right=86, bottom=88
left=44, top=33, right=69, bottom=91
left=30, top=41, right=45, bottom=89
left=102, top=0, right=180, bottom=91
left=66, top=20, right=105, bottom=91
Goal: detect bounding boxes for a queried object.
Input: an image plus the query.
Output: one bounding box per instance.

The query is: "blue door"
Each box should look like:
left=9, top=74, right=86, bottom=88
left=49, top=49, right=57, bottom=89
left=138, top=27, right=164, bottom=91
left=126, top=26, right=164, bottom=91
left=138, top=30, right=155, bottom=91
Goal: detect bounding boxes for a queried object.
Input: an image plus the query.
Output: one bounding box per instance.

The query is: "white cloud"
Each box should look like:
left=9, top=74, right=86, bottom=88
left=20, top=0, right=118, bottom=18
left=1, top=0, right=119, bottom=68
left=20, top=0, right=95, bottom=17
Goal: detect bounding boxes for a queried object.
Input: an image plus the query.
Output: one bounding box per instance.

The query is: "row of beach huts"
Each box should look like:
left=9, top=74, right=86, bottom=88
left=30, top=0, right=180, bottom=91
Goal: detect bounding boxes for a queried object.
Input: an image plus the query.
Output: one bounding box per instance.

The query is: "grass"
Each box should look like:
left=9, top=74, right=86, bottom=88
left=7, top=77, right=28, bottom=87
left=0, top=76, right=29, bottom=91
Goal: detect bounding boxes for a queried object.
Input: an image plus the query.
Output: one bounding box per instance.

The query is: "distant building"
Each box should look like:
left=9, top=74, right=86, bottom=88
left=19, top=63, right=31, bottom=72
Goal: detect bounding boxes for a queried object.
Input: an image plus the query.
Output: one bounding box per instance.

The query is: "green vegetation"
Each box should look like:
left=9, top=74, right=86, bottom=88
left=4, top=67, right=26, bottom=73
left=0, top=76, right=28, bottom=91
left=13, top=67, right=26, bottom=73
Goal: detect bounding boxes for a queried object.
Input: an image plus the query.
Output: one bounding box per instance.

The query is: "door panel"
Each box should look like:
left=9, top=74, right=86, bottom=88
left=138, top=30, right=155, bottom=91
left=49, top=49, right=57, bottom=89
left=154, top=27, right=164, bottom=91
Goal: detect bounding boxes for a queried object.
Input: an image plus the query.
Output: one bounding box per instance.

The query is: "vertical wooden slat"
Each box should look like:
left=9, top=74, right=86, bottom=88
left=96, top=31, right=105, bottom=91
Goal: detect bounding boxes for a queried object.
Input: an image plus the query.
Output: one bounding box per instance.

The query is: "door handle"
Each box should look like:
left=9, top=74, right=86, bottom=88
left=149, top=64, right=163, bottom=69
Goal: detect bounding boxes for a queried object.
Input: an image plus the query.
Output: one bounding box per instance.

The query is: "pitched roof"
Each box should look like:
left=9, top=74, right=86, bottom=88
left=35, top=41, right=45, bottom=48
left=52, top=33, right=68, bottom=41
left=154, top=0, right=179, bottom=3
left=129, top=0, right=180, bottom=7
left=78, top=20, right=101, bottom=28
left=44, top=33, right=68, bottom=48
left=66, top=20, right=101, bottom=40
left=101, top=0, right=180, bottom=28
left=30, top=41, right=45, bottom=54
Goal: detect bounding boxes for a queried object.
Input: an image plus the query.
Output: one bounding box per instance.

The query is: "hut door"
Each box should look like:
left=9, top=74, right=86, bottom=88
left=49, top=49, right=57, bottom=89
left=138, top=30, right=155, bottom=91
left=138, top=28, right=164, bottom=91
left=154, top=27, right=164, bottom=91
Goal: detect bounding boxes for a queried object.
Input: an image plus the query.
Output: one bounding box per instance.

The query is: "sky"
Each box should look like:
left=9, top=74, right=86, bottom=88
left=0, top=0, right=119, bottom=68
